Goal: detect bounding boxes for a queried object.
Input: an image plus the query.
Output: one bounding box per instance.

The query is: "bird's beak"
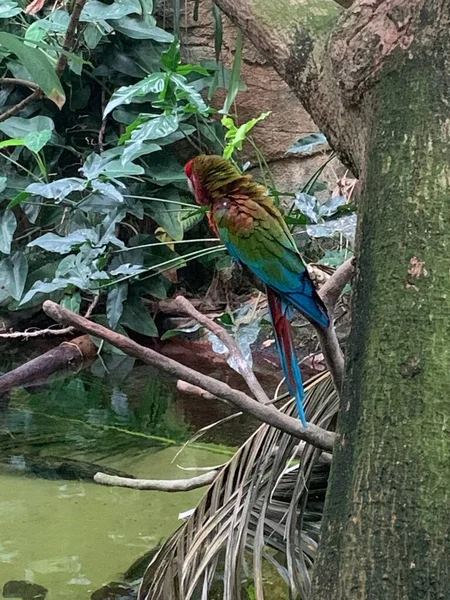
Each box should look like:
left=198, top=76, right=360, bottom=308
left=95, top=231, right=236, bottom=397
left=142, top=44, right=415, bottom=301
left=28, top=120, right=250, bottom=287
left=187, top=178, right=195, bottom=195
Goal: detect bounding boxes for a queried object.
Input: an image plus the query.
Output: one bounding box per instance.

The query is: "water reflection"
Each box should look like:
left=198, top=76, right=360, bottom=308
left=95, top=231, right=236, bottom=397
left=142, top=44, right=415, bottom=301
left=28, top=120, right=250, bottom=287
left=0, top=351, right=248, bottom=599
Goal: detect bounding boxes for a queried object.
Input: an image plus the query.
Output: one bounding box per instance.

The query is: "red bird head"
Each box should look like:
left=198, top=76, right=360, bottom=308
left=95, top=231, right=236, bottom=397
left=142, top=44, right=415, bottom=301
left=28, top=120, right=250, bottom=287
left=184, top=155, right=241, bottom=206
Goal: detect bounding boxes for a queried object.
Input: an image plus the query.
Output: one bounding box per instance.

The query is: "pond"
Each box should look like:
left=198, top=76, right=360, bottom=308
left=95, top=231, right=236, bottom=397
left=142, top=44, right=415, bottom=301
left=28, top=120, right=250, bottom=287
left=0, top=347, right=266, bottom=600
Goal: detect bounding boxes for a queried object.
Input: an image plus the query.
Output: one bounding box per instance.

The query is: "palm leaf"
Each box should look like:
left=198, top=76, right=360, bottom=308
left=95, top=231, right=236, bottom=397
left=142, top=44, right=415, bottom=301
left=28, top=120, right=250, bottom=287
left=138, top=372, right=338, bottom=600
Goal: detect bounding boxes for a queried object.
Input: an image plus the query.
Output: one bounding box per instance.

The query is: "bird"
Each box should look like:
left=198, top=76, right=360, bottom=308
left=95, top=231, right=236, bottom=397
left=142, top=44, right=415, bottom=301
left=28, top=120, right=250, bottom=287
left=184, top=154, right=329, bottom=426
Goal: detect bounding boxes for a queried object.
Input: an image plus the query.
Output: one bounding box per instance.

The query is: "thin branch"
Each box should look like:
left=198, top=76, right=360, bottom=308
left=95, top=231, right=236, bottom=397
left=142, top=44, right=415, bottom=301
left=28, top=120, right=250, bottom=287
left=319, top=257, right=355, bottom=312
left=56, top=0, right=89, bottom=77
left=42, top=300, right=336, bottom=452
left=0, top=90, right=43, bottom=124
left=94, top=470, right=218, bottom=491
left=173, top=296, right=271, bottom=405
left=311, top=258, right=354, bottom=393
left=0, top=78, right=39, bottom=90
left=0, top=295, right=99, bottom=339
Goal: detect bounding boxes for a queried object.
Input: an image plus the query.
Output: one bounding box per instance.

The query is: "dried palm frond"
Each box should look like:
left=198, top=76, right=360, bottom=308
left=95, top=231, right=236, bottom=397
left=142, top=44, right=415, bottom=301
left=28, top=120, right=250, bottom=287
left=139, top=372, right=338, bottom=600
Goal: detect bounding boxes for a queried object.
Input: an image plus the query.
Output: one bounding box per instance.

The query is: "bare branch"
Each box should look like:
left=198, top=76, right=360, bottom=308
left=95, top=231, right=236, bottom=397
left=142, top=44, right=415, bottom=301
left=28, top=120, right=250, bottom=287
left=173, top=296, right=271, bottom=405
left=0, top=78, right=39, bottom=90
left=42, top=300, right=336, bottom=452
left=94, top=470, right=218, bottom=491
left=177, top=380, right=221, bottom=403
left=0, top=90, right=43, bottom=124
left=316, top=326, right=345, bottom=393
left=0, top=295, right=99, bottom=340
left=56, top=0, right=89, bottom=76
left=319, top=257, right=355, bottom=312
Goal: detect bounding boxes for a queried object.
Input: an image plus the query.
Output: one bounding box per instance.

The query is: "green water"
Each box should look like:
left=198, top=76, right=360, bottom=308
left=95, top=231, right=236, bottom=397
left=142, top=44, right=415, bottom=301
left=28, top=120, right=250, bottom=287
left=0, top=356, right=240, bottom=599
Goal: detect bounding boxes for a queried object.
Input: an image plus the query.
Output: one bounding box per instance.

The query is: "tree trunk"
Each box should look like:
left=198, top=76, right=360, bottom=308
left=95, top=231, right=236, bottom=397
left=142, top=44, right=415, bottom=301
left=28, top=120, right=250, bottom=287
left=212, top=0, right=450, bottom=597
left=310, top=4, right=450, bottom=598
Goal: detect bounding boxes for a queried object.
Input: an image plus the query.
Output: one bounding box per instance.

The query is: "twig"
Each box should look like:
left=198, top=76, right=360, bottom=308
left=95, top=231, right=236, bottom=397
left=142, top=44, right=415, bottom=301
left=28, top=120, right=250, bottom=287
left=42, top=300, right=336, bottom=451
left=0, top=295, right=99, bottom=339
left=0, top=90, right=43, bottom=124
left=55, top=0, right=89, bottom=77
left=94, top=470, right=218, bottom=491
left=173, top=296, right=271, bottom=405
left=319, top=257, right=355, bottom=312
left=0, top=78, right=39, bottom=91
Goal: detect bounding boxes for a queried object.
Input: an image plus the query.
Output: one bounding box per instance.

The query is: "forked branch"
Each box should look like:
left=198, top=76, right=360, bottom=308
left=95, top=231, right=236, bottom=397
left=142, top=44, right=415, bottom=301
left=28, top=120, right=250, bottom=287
left=42, top=301, right=336, bottom=452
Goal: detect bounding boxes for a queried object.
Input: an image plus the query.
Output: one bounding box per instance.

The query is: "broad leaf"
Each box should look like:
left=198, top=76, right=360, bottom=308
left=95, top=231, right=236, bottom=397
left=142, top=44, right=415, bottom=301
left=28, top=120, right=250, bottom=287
left=146, top=189, right=183, bottom=240
left=81, top=0, right=142, bottom=22
left=0, top=177, right=6, bottom=193
left=307, top=213, right=357, bottom=243
left=0, top=115, right=54, bottom=139
left=121, top=293, right=158, bottom=336
left=20, top=279, right=68, bottom=305
left=112, top=16, right=173, bottom=41
left=104, top=72, right=166, bottom=116
left=23, top=129, right=52, bottom=152
left=318, top=195, right=347, bottom=218
left=28, top=229, right=99, bottom=253
left=171, top=74, right=208, bottom=114
left=0, top=210, right=17, bottom=254
left=107, top=282, right=128, bottom=328
left=26, top=178, right=87, bottom=201
left=0, top=33, right=65, bottom=107
left=0, top=251, right=28, bottom=300
left=0, top=1, right=21, bottom=18
left=121, top=114, right=178, bottom=165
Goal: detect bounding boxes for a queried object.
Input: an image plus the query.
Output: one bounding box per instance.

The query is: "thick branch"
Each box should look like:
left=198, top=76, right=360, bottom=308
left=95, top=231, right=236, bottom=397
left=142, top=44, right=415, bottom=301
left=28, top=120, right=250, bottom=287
left=213, top=0, right=366, bottom=174
left=94, top=470, right=218, bottom=491
left=173, top=296, right=270, bottom=404
left=43, top=301, right=335, bottom=451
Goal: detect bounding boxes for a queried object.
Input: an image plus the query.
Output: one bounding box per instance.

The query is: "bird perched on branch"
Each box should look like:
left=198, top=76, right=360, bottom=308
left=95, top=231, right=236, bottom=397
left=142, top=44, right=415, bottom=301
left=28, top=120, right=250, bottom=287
left=185, top=155, right=329, bottom=426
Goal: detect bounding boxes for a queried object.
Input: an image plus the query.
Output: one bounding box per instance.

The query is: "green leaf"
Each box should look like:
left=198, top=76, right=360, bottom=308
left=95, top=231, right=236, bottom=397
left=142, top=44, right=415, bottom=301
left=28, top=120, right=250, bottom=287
left=107, top=282, right=128, bottom=329
left=101, top=160, right=145, bottom=178
left=171, top=74, right=208, bottom=114
left=0, top=251, right=28, bottom=300
left=0, top=116, right=55, bottom=138
left=0, top=1, right=21, bottom=18
left=161, top=39, right=181, bottom=72
left=104, top=73, right=166, bottom=116
left=112, top=16, right=173, bottom=41
left=121, top=114, right=178, bottom=164
left=0, top=177, right=6, bottom=193
left=221, top=112, right=270, bottom=158
left=28, top=229, right=99, bottom=253
left=83, top=23, right=104, bottom=49
left=20, top=279, right=68, bottom=305
left=0, top=210, right=17, bottom=255
left=23, top=129, right=52, bottom=152
left=81, top=0, right=142, bottom=22
left=60, top=292, right=82, bottom=313
left=0, top=33, right=65, bottom=108
left=222, top=29, right=243, bottom=114
left=121, top=293, right=158, bottom=336
left=26, top=178, right=87, bottom=201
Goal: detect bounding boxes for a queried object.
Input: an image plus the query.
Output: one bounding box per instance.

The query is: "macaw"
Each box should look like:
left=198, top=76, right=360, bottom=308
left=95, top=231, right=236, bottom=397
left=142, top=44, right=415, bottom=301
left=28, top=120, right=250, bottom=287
left=184, top=155, right=329, bottom=426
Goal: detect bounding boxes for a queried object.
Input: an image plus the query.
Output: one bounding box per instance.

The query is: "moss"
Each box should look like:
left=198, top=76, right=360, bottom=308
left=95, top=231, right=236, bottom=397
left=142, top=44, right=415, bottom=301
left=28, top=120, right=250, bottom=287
left=253, top=0, right=340, bottom=34
left=311, top=34, right=450, bottom=600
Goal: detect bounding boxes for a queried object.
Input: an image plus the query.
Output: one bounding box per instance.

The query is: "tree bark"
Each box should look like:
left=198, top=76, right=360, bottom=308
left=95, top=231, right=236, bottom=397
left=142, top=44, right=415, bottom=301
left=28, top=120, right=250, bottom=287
left=211, top=0, right=450, bottom=597
left=309, top=2, right=450, bottom=598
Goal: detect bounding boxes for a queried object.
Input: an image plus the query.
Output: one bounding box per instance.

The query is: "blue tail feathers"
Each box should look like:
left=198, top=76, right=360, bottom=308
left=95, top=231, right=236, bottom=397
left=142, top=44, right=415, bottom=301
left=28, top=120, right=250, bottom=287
left=266, top=288, right=308, bottom=426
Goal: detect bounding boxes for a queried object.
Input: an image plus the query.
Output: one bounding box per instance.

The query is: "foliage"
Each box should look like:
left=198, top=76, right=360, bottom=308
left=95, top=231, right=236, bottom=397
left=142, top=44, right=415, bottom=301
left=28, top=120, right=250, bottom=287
left=0, top=2, right=240, bottom=336
left=139, top=373, right=338, bottom=600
